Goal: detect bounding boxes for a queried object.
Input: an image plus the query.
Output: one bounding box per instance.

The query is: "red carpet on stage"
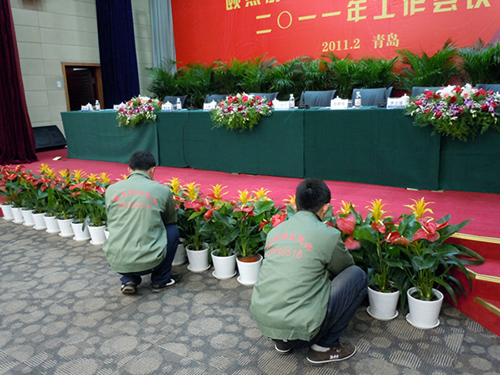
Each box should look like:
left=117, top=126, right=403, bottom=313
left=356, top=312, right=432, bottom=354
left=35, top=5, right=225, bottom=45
left=24, top=148, right=500, bottom=240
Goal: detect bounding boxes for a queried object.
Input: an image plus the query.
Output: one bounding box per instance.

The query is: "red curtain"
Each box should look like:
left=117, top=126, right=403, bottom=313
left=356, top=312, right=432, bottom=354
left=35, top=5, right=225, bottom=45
left=0, top=0, right=37, bottom=165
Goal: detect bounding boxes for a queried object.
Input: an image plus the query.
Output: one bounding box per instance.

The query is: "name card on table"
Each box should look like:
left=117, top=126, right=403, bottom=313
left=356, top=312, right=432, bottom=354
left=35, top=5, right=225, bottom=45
left=203, top=101, right=217, bottom=111
left=81, top=103, right=93, bottom=111
left=272, top=100, right=293, bottom=110
left=162, top=102, right=173, bottom=111
left=330, top=97, right=349, bottom=110
left=386, top=95, right=410, bottom=109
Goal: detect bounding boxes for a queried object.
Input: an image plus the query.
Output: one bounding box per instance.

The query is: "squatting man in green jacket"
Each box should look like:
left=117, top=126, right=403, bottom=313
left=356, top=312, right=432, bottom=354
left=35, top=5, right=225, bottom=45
left=250, top=178, right=367, bottom=365
left=103, top=151, right=182, bottom=294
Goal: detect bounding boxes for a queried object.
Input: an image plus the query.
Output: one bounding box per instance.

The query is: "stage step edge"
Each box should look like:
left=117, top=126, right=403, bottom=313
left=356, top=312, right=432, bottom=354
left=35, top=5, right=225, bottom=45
left=474, top=297, right=500, bottom=318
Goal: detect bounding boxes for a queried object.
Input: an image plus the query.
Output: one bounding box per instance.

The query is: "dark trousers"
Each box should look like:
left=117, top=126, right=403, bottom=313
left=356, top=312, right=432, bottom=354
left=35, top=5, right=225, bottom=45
left=119, top=224, right=180, bottom=286
left=285, top=265, right=368, bottom=349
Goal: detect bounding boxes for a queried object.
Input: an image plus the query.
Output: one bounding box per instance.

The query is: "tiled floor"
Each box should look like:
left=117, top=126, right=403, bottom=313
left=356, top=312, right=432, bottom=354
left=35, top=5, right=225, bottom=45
left=1, top=219, right=499, bottom=375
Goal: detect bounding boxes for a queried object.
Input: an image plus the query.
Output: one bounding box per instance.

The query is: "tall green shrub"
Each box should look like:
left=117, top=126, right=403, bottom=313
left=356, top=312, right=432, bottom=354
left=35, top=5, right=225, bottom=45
left=459, top=40, right=500, bottom=85
left=396, top=40, right=460, bottom=92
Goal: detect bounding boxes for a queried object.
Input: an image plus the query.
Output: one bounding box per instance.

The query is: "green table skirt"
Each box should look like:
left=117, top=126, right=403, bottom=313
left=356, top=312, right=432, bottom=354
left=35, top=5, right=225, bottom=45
left=61, top=111, right=159, bottom=164
left=60, top=109, right=500, bottom=193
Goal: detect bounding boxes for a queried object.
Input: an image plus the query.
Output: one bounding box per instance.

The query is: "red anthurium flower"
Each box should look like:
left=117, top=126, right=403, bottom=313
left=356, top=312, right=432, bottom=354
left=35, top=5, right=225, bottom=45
left=413, top=218, right=440, bottom=242
left=259, top=219, right=270, bottom=231
left=414, top=99, right=422, bottom=106
left=184, top=200, right=202, bottom=211
left=384, top=231, right=411, bottom=246
left=371, top=220, right=386, bottom=234
left=203, top=209, right=213, bottom=221
left=336, top=214, right=356, bottom=234
left=325, top=221, right=335, bottom=228
left=478, top=88, right=486, bottom=96
left=433, top=94, right=440, bottom=99
left=271, top=213, right=286, bottom=227
left=69, top=191, right=81, bottom=197
left=345, top=236, right=361, bottom=250
left=424, top=90, right=434, bottom=99
left=242, top=95, right=249, bottom=102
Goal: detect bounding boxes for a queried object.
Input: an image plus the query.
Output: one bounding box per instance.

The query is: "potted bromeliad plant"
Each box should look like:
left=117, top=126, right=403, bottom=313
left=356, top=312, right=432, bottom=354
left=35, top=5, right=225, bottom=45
left=233, top=189, right=278, bottom=285
left=394, top=199, right=484, bottom=329
left=200, top=185, right=239, bottom=279
left=330, top=200, right=407, bottom=321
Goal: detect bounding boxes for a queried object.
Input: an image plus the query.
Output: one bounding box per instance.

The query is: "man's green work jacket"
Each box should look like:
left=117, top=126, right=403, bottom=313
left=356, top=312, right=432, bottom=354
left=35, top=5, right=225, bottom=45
left=102, top=171, right=176, bottom=273
left=250, top=210, right=354, bottom=341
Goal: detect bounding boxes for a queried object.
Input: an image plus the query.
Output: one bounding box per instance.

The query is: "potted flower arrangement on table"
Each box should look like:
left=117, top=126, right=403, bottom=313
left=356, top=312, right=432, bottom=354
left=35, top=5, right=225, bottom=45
left=117, top=95, right=162, bottom=127
left=210, top=93, right=273, bottom=132
left=405, top=84, right=500, bottom=141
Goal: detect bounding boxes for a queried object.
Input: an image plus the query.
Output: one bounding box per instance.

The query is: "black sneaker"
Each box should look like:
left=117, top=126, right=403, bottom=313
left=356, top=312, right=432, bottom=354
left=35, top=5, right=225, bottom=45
left=152, top=274, right=183, bottom=293
left=272, top=339, right=292, bottom=355
left=306, top=342, right=356, bottom=365
left=121, top=282, right=137, bottom=295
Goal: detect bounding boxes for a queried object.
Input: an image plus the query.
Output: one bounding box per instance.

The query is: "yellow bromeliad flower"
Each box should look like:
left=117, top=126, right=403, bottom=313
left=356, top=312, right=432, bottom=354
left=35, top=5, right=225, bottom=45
left=168, top=177, right=183, bottom=196
left=185, top=182, right=200, bottom=201
left=237, top=189, right=251, bottom=205
left=209, top=184, right=228, bottom=201
left=72, top=169, right=85, bottom=181
left=119, top=174, right=129, bottom=181
left=88, top=173, right=98, bottom=183
left=404, top=197, right=434, bottom=219
left=41, top=164, right=55, bottom=179
left=283, top=194, right=296, bottom=207
left=338, top=200, right=355, bottom=215
left=366, top=199, right=388, bottom=222
left=252, top=187, right=271, bottom=201
left=99, top=172, right=111, bottom=184
left=59, top=169, right=70, bottom=183
left=39, top=163, right=49, bottom=174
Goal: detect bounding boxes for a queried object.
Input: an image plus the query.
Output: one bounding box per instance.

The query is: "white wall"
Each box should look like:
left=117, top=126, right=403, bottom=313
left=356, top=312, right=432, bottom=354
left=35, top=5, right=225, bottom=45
left=11, top=0, right=153, bottom=134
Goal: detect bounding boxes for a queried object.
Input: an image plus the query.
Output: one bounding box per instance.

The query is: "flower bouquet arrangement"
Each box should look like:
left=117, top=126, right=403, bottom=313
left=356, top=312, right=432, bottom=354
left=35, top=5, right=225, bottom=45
left=210, top=93, right=273, bottom=132
left=117, top=95, right=162, bottom=127
left=405, top=84, right=500, bottom=141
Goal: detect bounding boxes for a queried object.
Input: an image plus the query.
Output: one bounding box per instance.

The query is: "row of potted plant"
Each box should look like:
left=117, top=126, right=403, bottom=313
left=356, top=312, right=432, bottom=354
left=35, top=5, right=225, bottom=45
left=1, top=164, right=484, bottom=328
left=147, top=39, right=500, bottom=108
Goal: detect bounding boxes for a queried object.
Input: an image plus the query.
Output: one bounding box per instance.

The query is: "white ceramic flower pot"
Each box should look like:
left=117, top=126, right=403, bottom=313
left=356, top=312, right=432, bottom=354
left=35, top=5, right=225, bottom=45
left=11, top=207, right=24, bottom=224
left=367, top=286, right=400, bottom=321
left=212, top=251, right=236, bottom=280
left=1, top=204, right=14, bottom=221
left=236, top=254, right=263, bottom=286
left=57, top=218, right=74, bottom=237
left=104, top=229, right=109, bottom=239
left=406, top=286, right=444, bottom=329
left=186, top=243, right=210, bottom=272
left=172, top=238, right=187, bottom=266
left=32, top=212, right=47, bottom=230
left=71, top=222, right=90, bottom=241
left=44, top=215, right=60, bottom=234
left=21, top=208, right=34, bottom=227
left=88, top=225, right=106, bottom=245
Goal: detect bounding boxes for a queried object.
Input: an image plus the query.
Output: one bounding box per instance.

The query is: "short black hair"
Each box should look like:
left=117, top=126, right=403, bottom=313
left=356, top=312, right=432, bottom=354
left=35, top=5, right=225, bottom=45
left=129, top=151, right=156, bottom=171
left=295, top=178, right=331, bottom=213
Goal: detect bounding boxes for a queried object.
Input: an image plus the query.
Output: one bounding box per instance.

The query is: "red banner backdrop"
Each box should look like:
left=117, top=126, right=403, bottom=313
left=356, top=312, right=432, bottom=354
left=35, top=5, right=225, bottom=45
left=171, top=0, right=500, bottom=66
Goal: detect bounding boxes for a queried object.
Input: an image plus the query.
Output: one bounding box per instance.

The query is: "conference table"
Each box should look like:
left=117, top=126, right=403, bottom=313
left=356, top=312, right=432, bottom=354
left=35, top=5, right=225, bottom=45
left=61, top=108, right=500, bottom=194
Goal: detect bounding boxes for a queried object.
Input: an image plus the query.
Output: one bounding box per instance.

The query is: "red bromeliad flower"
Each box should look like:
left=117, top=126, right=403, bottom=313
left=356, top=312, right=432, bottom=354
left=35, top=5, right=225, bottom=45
left=336, top=213, right=356, bottom=235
